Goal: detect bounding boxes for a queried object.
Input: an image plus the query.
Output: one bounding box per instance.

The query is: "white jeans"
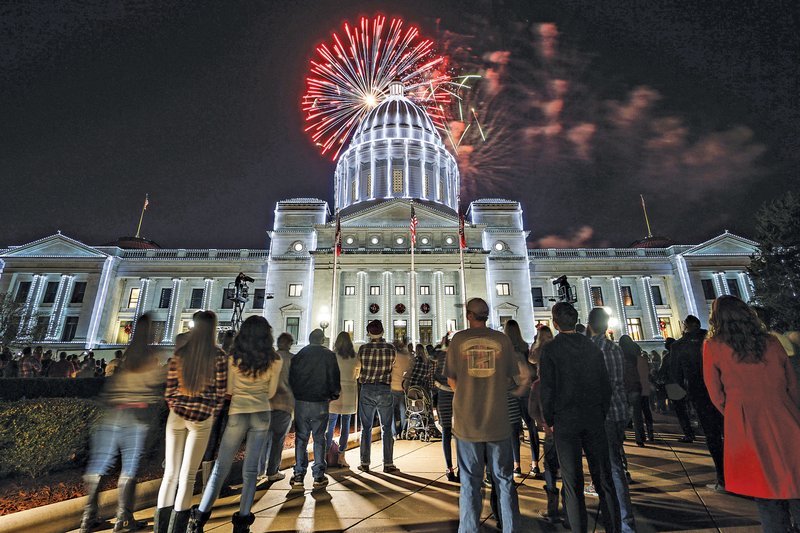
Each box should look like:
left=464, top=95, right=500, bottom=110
left=157, top=410, right=214, bottom=511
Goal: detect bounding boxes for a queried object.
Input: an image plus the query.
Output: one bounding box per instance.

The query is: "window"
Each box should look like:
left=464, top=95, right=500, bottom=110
left=285, top=317, right=300, bottom=342
left=499, top=315, right=512, bottom=329
left=392, top=168, right=403, bottom=192
left=535, top=320, right=551, bottom=330
left=128, top=287, right=141, bottom=308
left=70, top=282, right=87, bottom=304
left=626, top=318, right=644, bottom=341
left=423, top=174, right=430, bottom=196
left=252, top=289, right=266, bottom=309
left=726, top=278, right=741, bottom=298
left=351, top=180, right=357, bottom=202
left=189, top=288, right=204, bottom=309
left=288, top=284, right=303, bottom=297
left=658, top=316, right=673, bottom=338
left=42, top=281, right=59, bottom=304
left=531, top=287, right=545, bottom=307
left=370, top=286, right=381, bottom=296
left=61, top=316, right=79, bottom=342
left=651, top=285, right=664, bottom=306
left=419, top=285, right=430, bottom=295
left=496, top=283, right=511, bottom=296
left=395, top=286, right=406, bottom=296
left=590, top=286, right=604, bottom=307
left=366, top=174, right=372, bottom=197
left=158, top=288, right=173, bottom=309
left=15, top=281, right=31, bottom=303
left=701, top=279, right=716, bottom=300
left=343, top=320, right=354, bottom=337
left=446, top=319, right=458, bottom=332
left=621, top=286, right=634, bottom=306
left=344, top=285, right=356, bottom=296
left=221, top=288, right=235, bottom=309
left=439, top=178, right=445, bottom=199
left=444, top=285, right=455, bottom=295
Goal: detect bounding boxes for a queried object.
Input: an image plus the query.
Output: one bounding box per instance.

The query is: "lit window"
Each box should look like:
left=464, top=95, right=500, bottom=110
left=445, top=236, right=454, bottom=245
left=392, top=168, right=403, bottom=192
left=651, top=286, right=664, bottom=306
left=396, top=236, right=404, bottom=245
left=621, top=286, right=634, bottom=306
left=423, top=174, right=430, bottom=197
left=344, top=320, right=354, bottom=337
left=446, top=319, right=458, bottom=332
left=591, top=286, right=604, bottom=307
left=626, top=318, right=643, bottom=341
left=127, top=287, right=141, bottom=308
left=659, top=316, right=673, bottom=337
left=444, top=285, right=455, bottom=295
left=288, top=284, right=303, bottom=297
left=345, top=236, right=355, bottom=245
left=420, top=285, right=430, bottom=295
left=496, top=283, right=511, bottom=296
left=366, top=174, right=372, bottom=197
left=395, top=286, right=406, bottom=296
left=292, top=242, right=304, bottom=252
left=370, top=285, right=381, bottom=296
left=344, top=285, right=356, bottom=296
left=494, top=241, right=505, bottom=251
left=420, top=237, right=429, bottom=245
left=351, top=180, right=357, bottom=202
left=285, top=317, right=300, bottom=342
left=370, top=236, right=380, bottom=245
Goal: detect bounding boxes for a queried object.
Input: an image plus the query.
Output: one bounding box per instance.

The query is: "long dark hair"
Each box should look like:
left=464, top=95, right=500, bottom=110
left=231, top=316, right=278, bottom=378
left=708, top=295, right=769, bottom=363
left=503, top=319, right=528, bottom=357
left=174, top=310, right=220, bottom=394
left=334, top=331, right=355, bottom=358
left=123, top=313, right=156, bottom=372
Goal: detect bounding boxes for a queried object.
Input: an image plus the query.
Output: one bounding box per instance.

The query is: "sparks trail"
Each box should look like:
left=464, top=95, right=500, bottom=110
left=302, top=15, right=452, bottom=160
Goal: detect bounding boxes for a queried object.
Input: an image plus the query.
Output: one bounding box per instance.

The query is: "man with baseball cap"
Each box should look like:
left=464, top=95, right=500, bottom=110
left=357, top=319, right=398, bottom=472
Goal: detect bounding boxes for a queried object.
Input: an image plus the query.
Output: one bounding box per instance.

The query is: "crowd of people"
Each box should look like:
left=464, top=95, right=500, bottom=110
left=4, top=291, right=799, bottom=533
left=0, top=344, right=122, bottom=378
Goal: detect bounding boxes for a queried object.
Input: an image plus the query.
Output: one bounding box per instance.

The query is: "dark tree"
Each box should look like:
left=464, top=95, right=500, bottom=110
left=749, top=191, right=800, bottom=331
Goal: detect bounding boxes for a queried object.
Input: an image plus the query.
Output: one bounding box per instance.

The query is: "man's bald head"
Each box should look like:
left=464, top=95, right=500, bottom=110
left=466, top=298, right=490, bottom=323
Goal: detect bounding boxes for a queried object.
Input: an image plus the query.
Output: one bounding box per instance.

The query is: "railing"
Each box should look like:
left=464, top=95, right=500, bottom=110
left=528, top=248, right=671, bottom=259
left=121, top=249, right=270, bottom=260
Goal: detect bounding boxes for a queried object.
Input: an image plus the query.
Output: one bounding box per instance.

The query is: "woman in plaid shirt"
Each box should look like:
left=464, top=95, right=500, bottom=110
left=155, top=311, right=228, bottom=533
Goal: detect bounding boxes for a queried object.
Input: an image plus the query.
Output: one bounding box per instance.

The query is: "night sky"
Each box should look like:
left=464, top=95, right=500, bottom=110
left=2, top=1, right=797, bottom=250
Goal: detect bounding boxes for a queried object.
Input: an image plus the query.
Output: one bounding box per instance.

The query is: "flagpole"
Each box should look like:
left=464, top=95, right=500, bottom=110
left=410, top=201, right=417, bottom=345
left=457, top=194, right=468, bottom=329
left=329, top=209, right=340, bottom=349
left=134, top=194, right=149, bottom=238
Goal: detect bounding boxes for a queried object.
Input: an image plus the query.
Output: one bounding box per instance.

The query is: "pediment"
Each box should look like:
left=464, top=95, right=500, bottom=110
left=341, top=199, right=458, bottom=228
left=684, top=232, right=758, bottom=256
left=279, top=303, right=304, bottom=315
left=1, top=233, right=107, bottom=258
left=495, top=302, right=520, bottom=312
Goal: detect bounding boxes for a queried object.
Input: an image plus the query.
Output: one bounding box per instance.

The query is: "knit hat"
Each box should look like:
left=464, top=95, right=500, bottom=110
left=366, top=319, right=384, bottom=338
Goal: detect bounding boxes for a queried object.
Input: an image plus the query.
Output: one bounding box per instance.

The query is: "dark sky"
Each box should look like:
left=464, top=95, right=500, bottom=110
left=1, top=0, right=797, bottom=249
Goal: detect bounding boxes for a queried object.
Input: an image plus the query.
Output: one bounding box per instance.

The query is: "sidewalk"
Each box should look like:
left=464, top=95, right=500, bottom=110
left=73, top=415, right=761, bottom=532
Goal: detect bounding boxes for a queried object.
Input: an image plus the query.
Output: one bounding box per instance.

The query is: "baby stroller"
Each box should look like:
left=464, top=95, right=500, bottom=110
left=404, top=385, right=432, bottom=441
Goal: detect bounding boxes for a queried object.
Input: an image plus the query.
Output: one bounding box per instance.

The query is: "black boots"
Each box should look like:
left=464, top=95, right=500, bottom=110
left=231, top=512, right=256, bottom=533
left=539, top=487, right=561, bottom=523
left=166, top=509, right=191, bottom=533
left=112, top=476, right=146, bottom=532
left=187, top=506, right=212, bottom=533
left=153, top=506, right=173, bottom=533
left=80, top=474, right=103, bottom=533
left=646, top=422, right=655, bottom=442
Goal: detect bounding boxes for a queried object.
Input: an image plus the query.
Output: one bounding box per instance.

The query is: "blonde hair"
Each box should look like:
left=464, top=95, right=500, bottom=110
left=174, top=311, right=220, bottom=395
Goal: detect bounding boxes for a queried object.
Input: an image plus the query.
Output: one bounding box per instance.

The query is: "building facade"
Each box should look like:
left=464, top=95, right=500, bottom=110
left=0, top=89, right=759, bottom=353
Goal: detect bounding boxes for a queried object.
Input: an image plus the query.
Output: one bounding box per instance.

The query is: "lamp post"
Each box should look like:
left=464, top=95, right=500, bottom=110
left=320, top=320, right=330, bottom=344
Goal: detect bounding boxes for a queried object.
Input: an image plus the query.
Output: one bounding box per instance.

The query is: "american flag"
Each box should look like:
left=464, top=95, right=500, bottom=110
left=410, top=205, right=418, bottom=245
left=459, top=211, right=467, bottom=249
left=335, top=213, right=342, bottom=257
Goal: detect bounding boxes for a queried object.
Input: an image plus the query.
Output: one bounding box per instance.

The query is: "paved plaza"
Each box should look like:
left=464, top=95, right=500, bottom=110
left=66, top=414, right=761, bottom=533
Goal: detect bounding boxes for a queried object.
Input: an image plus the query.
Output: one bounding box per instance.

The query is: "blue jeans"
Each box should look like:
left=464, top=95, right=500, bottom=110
left=606, top=418, right=636, bottom=533
left=391, top=390, right=407, bottom=436
left=755, top=498, right=800, bottom=533
left=86, top=408, right=148, bottom=477
left=457, top=438, right=520, bottom=533
left=199, top=411, right=270, bottom=516
left=294, top=400, right=329, bottom=478
left=326, top=413, right=352, bottom=451
left=258, top=409, right=292, bottom=476
left=358, top=383, right=394, bottom=466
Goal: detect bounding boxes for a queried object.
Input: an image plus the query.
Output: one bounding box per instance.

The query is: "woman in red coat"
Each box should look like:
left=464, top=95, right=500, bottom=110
left=703, top=295, right=800, bottom=532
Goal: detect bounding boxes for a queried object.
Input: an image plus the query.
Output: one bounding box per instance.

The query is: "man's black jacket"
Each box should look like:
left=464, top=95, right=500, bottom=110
left=672, top=328, right=709, bottom=399
left=289, top=343, right=341, bottom=402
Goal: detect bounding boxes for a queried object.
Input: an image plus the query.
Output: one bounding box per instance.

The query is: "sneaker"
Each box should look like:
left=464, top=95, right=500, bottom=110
left=267, top=472, right=286, bottom=482
left=312, top=476, right=329, bottom=489
left=289, top=474, right=304, bottom=487
left=706, top=482, right=726, bottom=493
left=383, top=464, right=399, bottom=473
left=531, top=465, right=543, bottom=479
left=339, top=457, right=350, bottom=468
left=513, top=467, right=522, bottom=479
left=446, top=469, right=459, bottom=483
left=584, top=483, right=598, bottom=497
left=357, top=464, right=370, bottom=472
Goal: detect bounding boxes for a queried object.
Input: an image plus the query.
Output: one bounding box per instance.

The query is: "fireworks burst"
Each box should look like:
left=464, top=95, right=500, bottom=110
left=302, top=15, right=452, bottom=160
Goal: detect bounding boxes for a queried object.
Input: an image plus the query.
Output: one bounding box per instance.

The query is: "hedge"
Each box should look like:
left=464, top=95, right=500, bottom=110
left=0, top=378, right=106, bottom=401
left=0, top=398, right=170, bottom=479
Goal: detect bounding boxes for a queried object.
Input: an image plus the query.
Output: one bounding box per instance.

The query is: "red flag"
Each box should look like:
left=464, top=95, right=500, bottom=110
left=410, top=205, right=418, bottom=245
left=459, top=212, right=467, bottom=249
left=335, top=213, right=342, bottom=257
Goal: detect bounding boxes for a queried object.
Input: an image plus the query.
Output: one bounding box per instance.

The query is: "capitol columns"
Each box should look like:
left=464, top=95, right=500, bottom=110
left=712, top=272, right=730, bottom=297
left=611, top=277, right=630, bottom=337
left=132, top=278, right=150, bottom=333
left=640, top=276, right=663, bottom=340
left=356, top=271, right=367, bottom=343
left=580, top=276, right=593, bottom=324
left=17, top=274, right=43, bottom=338
left=382, top=271, right=391, bottom=338
left=44, top=274, right=75, bottom=342
left=434, top=270, right=445, bottom=342
left=737, top=272, right=754, bottom=302
left=162, top=277, right=184, bottom=343
left=201, top=278, right=215, bottom=310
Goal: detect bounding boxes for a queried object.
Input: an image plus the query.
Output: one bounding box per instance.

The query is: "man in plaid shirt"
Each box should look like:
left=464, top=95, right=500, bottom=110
left=588, top=307, right=635, bottom=533
left=357, top=320, right=397, bottom=472
left=19, top=346, right=41, bottom=378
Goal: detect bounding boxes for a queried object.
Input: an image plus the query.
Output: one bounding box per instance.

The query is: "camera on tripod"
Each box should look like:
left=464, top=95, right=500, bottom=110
left=551, top=275, right=577, bottom=303
left=227, top=273, right=255, bottom=331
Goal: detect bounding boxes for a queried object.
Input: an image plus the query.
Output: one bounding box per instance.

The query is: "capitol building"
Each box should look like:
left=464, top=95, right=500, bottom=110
left=0, top=84, right=757, bottom=354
